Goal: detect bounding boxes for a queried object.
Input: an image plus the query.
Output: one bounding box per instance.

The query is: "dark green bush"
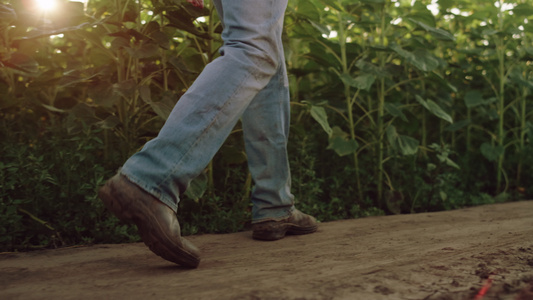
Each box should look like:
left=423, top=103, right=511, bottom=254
left=1, top=0, right=532, bottom=251
left=0, top=118, right=140, bottom=251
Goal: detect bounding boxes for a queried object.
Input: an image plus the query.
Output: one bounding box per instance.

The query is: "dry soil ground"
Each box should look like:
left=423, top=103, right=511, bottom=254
left=1, top=201, right=533, bottom=300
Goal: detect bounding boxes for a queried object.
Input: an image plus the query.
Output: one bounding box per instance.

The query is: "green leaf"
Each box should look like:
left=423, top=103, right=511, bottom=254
left=464, top=90, right=483, bottom=108
left=139, top=85, right=151, bottom=103
left=426, top=99, right=453, bottom=124
left=148, top=91, right=177, bottom=120
left=386, top=126, right=419, bottom=156
left=360, top=0, right=386, bottom=4
left=430, top=72, right=458, bottom=93
left=96, top=116, right=120, bottom=129
left=296, top=0, right=321, bottom=21
left=353, top=74, right=376, bottom=91
left=42, top=104, right=66, bottom=113
left=309, top=105, right=332, bottom=136
left=307, top=19, right=330, bottom=36
left=165, top=9, right=211, bottom=39
left=390, top=45, right=440, bottom=72
left=88, top=48, right=114, bottom=67
left=480, top=143, right=504, bottom=162
left=89, top=82, right=119, bottom=108
left=437, top=154, right=460, bottom=169
left=509, top=68, right=533, bottom=89
left=339, top=74, right=356, bottom=88
left=384, top=102, right=407, bottom=122
left=114, top=80, right=137, bottom=99
left=69, top=103, right=100, bottom=126
left=308, top=42, right=341, bottom=69
left=1, top=52, right=39, bottom=74
left=445, top=119, right=471, bottom=132
left=528, top=122, right=533, bottom=141
left=149, top=30, right=170, bottom=50
left=113, top=79, right=137, bottom=99
left=407, top=11, right=436, bottom=28
left=513, top=4, right=533, bottom=17
left=0, top=86, right=17, bottom=110
left=415, top=95, right=453, bottom=124
left=340, top=73, right=375, bottom=90
left=124, top=41, right=159, bottom=59
left=439, top=191, right=447, bottom=202
left=413, top=49, right=441, bottom=71
left=355, top=59, right=390, bottom=78
left=184, top=172, right=208, bottom=202
left=111, top=36, right=130, bottom=51
left=397, top=135, right=419, bottom=156
left=463, top=91, right=497, bottom=108
left=457, top=48, right=483, bottom=56
left=407, top=18, right=455, bottom=41
left=327, top=127, right=359, bottom=157
left=320, top=0, right=344, bottom=12
left=58, top=70, right=99, bottom=89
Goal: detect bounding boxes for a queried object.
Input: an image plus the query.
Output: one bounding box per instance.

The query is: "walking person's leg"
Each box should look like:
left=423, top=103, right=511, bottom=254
left=99, top=0, right=316, bottom=267
left=242, top=63, right=294, bottom=223
left=119, top=0, right=289, bottom=212
left=242, top=52, right=317, bottom=241
left=214, top=0, right=317, bottom=240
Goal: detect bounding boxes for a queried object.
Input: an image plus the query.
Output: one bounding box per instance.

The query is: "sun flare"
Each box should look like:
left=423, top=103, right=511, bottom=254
left=35, top=0, right=59, bottom=13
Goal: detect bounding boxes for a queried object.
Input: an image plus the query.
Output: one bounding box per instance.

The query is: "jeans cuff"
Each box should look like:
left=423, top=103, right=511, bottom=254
left=119, top=171, right=179, bottom=213
left=251, top=206, right=295, bottom=224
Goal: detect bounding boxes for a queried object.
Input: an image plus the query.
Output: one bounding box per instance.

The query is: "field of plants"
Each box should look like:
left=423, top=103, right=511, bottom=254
left=1, top=0, right=532, bottom=251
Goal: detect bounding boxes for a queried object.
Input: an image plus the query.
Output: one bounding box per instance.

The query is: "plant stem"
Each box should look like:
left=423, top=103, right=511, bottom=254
left=337, top=8, right=363, bottom=202
left=496, top=0, right=505, bottom=193
left=205, top=3, right=216, bottom=195
left=420, top=80, right=428, bottom=157
left=376, top=3, right=386, bottom=208
left=467, top=107, right=472, bottom=152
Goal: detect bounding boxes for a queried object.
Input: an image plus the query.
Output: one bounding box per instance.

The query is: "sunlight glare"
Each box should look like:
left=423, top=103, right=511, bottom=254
left=494, top=1, right=515, bottom=11
left=35, top=0, right=59, bottom=13
left=427, top=0, right=439, bottom=16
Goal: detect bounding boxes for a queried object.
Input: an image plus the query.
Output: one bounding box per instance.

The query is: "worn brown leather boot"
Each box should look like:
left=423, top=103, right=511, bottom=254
left=98, top=174, right=201, bottom=268
left=252, top=209, right=318, bottom=241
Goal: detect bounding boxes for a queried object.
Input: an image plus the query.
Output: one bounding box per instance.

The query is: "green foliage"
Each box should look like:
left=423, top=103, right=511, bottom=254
left=1, top=0, right=533, bottom=251
left=285, top=0, right=533, bottom=210
left=0, top=122, right=139, bottom=251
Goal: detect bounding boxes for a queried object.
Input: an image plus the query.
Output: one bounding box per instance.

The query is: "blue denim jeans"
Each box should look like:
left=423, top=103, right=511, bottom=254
left=121, top=0, right=295, bottom=222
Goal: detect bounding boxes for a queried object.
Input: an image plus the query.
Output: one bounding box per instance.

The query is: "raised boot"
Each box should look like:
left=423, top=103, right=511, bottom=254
left=98, top=174, right=201, bottom=268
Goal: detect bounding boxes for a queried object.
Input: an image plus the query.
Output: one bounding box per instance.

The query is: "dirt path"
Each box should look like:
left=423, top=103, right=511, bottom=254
left=2, top=201, right=533, bottom=300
